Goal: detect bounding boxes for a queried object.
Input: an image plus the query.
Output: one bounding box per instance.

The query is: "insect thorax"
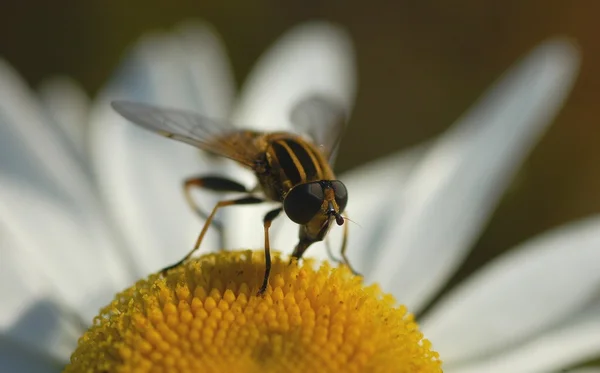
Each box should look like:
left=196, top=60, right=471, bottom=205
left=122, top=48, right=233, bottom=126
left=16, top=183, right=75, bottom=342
left=258, top=135, right=333, bottom=202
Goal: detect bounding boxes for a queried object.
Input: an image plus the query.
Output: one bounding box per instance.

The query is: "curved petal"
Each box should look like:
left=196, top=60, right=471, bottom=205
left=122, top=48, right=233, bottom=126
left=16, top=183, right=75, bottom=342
left=227, top=22, right=357, bottom=250
left=90, top=23, right=237, bottom=275
left=446, top=302, right=600, bottom=373
left=0, top=230, right=81, bottom=362
left=38, top=76, right=90, bottom=158
left=337, top=143, right=429, bottom=271
left=422, top=216, right=600, bottom=365
left=0, top=61, right=89, bottom=204
left=0, top=61, right=131, bottom=320
left=369, top=38, right=580, bottom=311
left=0, top=334, right=65, bottom=373
left=232, top=21, right=356, bottom=131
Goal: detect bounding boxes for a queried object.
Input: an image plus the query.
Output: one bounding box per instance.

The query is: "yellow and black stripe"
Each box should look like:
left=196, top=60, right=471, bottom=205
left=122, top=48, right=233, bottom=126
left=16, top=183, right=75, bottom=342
left=269, top=138, right=327, bottom=186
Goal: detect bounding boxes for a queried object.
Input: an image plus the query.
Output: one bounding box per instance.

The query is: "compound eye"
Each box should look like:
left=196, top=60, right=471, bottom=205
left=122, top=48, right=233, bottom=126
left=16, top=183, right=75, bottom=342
left=283, top=182, right=324, bottom=225
left=331, top=180, right=348, bottom=213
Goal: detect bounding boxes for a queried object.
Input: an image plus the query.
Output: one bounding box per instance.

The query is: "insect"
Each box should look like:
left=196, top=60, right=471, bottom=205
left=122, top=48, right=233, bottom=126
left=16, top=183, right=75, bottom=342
left=111, top=95, right=356, bottom=295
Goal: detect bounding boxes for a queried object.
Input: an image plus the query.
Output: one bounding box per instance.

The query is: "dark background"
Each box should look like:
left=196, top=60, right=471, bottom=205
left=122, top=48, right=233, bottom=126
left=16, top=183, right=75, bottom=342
left=1, top=1, right=598, bottom=290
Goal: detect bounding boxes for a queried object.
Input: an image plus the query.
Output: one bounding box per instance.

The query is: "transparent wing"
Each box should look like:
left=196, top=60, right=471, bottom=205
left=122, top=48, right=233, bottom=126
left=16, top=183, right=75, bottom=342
left=111, top=100, right=261, bottom=167
left=289, top=94, right=348, bottom=163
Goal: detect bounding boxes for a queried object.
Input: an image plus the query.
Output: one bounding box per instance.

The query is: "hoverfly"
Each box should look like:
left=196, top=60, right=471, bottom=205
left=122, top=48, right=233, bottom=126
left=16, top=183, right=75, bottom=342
left=111, top=95, right=356, bottom=295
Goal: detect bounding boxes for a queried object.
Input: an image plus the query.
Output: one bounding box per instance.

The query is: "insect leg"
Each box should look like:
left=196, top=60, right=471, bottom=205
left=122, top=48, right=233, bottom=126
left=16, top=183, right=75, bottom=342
left=184, top=176, right=249, bottom=249
left=257, top=207, right=283, bottom=296
left=161, top=195, right=264, bottom=275
left=339, top=212, right=361, bottom=276
left=325, top=238, right=342, bottom=264
left=290, top=240, right=311, bottom=262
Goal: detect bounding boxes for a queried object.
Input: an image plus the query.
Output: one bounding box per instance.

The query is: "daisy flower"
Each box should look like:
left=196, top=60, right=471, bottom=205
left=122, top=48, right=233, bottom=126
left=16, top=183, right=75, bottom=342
left=0, top=20, right=595, bottom=372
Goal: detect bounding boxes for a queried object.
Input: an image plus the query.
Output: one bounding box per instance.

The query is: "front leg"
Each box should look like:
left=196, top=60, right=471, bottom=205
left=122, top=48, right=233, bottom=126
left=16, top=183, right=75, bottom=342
left=257, top=207, right=283, bottom=296
left=338, top=212, right=360, bottom=276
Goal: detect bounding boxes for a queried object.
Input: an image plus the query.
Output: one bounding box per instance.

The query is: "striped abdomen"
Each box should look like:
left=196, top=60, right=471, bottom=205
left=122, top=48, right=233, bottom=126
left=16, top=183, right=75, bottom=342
left=260, top=135, right=334, bottom=201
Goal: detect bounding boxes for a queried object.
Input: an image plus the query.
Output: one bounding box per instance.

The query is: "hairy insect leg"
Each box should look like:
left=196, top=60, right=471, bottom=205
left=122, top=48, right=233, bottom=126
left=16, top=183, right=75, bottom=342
left=339, top=212, right=361, bottom=276
left=161, top=195, right=264, bottom=275
left=183, top=176, right=248, bottom=249
left=257, top=207, right=283, bottom=296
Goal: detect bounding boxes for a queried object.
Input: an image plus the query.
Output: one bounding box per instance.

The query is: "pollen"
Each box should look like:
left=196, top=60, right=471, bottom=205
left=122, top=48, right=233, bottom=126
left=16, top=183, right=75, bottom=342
left=64, top=250, right=442, bottom=373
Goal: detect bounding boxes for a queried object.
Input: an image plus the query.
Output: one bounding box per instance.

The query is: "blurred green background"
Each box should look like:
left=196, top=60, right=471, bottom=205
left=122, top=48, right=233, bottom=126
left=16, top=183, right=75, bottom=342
left=1, top=1, right=598, bottom=292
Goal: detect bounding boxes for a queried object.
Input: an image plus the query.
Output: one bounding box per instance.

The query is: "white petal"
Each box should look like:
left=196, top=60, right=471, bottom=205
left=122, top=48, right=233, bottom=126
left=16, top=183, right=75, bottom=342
left=0, top=230, right=80, bottom=362
left=228, top=22, right=356, bottom=250
left=232, top=21, right=356, bottom=131
left=0, top=180, right=128, bottom=319
left=173, top=21, right=236, bottom=118
left=369, top=38, right=580, bottom=311
left=0, top=61, right=131, bottom=320
left=338, top=144, right=429, bottom=271
left=90, top=23, right=237, bottom=275
left=0, top=334, right=65, bottom=373
left=38, top=76, right=90, bottom=157
left=422, top=215, right=600, bottom=365
left=0, top=61, right=88, bottom=201
left=446, top=303, right=600, bottom=373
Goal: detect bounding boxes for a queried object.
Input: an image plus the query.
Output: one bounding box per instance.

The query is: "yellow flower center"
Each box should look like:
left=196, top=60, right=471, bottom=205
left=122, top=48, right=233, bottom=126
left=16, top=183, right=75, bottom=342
left=64, top=250, right=442, bottom=373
